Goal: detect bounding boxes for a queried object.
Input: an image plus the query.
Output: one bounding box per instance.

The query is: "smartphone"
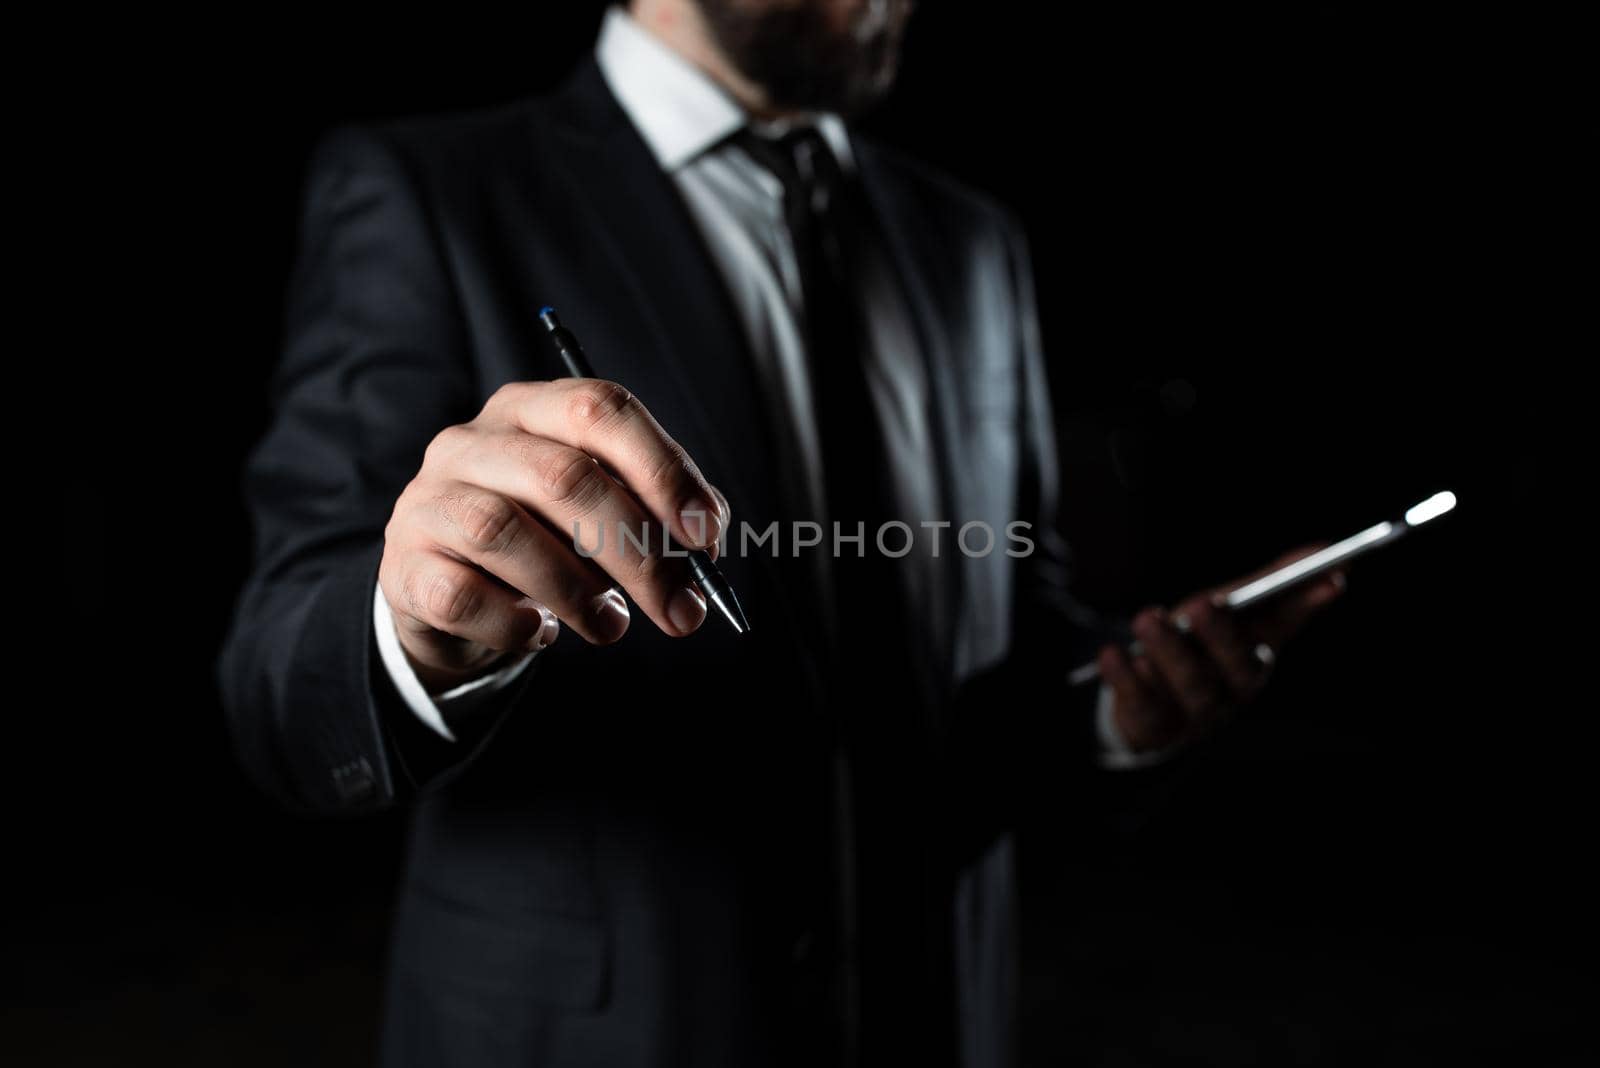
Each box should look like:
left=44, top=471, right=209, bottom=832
left=1067, top=490, right=1457, bottom=687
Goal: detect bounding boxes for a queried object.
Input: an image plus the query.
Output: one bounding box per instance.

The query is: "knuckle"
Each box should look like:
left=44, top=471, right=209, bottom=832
left=448, top=492, right=522, bottom=554
left=627, top=548, right=665, bottom=588
left=641, top=441, right=695, bottom=498
left=535, top=447, right=608, bottom=510
left=423, top=423, right=475, bottom=469
left=489, top=380, right=532, bottom=413
left=499, top=430, right=541, bottom=468
left=566, top=380, right=637, bottom=433
left=385, top=481, right=434, bottom=548
left=418, top=568, right=479, bottom=627
left=397, top=566, right=430, bottom=619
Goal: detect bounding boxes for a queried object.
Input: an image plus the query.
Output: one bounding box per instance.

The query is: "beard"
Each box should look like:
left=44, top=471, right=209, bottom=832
left=694, top=0, right=916, bottom=116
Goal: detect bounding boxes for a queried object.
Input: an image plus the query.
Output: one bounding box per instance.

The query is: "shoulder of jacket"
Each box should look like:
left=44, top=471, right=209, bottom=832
left=849, top=132, right=1021, bottom=240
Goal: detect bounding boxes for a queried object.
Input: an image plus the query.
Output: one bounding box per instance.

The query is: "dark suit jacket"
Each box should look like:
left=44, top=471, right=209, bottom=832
left=219, top=54, right=1106, bottom=1068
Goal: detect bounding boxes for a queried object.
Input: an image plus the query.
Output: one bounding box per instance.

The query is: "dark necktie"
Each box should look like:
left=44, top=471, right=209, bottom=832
left=734, top=123, right=958, bottom=1068
left=734, top=124, right=900, bottom=649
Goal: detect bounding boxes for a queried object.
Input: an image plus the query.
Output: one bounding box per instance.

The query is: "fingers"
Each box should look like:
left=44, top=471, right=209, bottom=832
left=1176, top=595, right=1270, bottom=702
left=1098, top=643, right=1185, bottom=752
left=381, top=552, right=562, bottom=682
left=402, top=474, right=710, bottom=640
left=1133, top=606, right=1229, bottom=728
left=1100, top=542, right=1351, bottom=752
left=488, top=379, right=725, bottom=550
left=704, top=484, right=731, bottom=562
left=418, top=484, right=633, bottom=643
left=1254, top=567, right=1346, bottom=647
left=436, top=430, right=710, bottom=637
left=1220, top=540, right=1348, bottom=648
left=404, top=380, right=731, bottom=642
left=1203, top=541, right=1349, bottom=652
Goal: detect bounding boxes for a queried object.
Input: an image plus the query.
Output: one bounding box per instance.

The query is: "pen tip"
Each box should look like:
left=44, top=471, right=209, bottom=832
left=707, top=587, right=751, bottom=635
left=539, top=306, right=560, bottom=328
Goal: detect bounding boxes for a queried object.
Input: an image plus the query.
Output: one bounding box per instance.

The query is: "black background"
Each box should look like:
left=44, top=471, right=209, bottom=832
left=34, top=3, right=1579, bottom=1065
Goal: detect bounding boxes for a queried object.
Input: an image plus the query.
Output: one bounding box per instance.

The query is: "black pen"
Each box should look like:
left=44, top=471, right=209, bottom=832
left=539, top=307, right=750, bottom=636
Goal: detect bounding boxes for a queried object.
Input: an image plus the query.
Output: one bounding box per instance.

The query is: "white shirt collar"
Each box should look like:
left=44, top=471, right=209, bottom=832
left=594, top=5, right=854, bottom=173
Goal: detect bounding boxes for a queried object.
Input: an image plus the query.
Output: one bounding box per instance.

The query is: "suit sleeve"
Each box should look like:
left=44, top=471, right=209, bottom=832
left=960, top=207, right=1114, bottom=718
left=1001, top=208, right=1116, bottom=679
left=998, top=211, right=1185, bottom=772
left=216, top=123, right=537, bottom=815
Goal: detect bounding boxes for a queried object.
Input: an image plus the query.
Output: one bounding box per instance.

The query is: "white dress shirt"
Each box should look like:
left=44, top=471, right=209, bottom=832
left=374, top=5, right=1158, bottom=766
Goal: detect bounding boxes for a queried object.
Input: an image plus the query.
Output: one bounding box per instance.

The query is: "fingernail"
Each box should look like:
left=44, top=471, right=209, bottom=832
left=528, top=608, right=560, bottom=651
left=666, top=585, right=706, bottom=635
left=679, top=501, right=722, bottom=548
left=589, top=590, right=630, bottom=642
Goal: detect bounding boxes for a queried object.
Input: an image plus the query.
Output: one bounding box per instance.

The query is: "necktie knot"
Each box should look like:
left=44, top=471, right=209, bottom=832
left=736, top=123, right=843, bottom=218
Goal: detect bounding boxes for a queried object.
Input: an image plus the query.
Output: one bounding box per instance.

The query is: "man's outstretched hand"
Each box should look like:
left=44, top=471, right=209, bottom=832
left=1097, top=544, right=1348, bottom=754
left=379, top=379, right=731, bottom=694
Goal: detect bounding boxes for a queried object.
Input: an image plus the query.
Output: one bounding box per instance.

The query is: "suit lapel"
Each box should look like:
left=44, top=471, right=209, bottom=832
left=851, top=140, right=969, bottom=689
left=537, top=57, right=823, bottom=673
left=542, top=58, right=779, bottom=525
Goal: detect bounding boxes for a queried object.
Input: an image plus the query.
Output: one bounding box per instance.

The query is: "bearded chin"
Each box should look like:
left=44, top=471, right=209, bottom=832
left=696, top=1, right=909, bottom=117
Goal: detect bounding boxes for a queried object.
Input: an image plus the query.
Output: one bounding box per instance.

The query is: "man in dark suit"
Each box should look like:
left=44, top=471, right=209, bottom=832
left=219, top=2, right=1344, bottom=1065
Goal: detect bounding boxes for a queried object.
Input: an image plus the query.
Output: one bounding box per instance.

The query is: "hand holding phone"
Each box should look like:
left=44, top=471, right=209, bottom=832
left=1069, top=490, right=1457, bottom=687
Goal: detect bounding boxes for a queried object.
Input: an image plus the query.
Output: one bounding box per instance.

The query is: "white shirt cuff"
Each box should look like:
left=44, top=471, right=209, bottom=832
left=372, top=583, right=539, bottom=743
left=1094, top=682, right=1180, bottom=771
